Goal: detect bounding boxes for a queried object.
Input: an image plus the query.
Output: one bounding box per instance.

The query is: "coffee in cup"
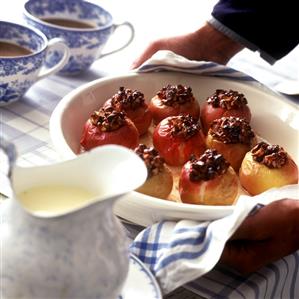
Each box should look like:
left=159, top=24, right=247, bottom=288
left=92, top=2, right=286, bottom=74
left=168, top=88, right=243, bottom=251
left=0, top=21, right=70, bottom=106
left=24, top=0, right=135, bottom=75
left=0, top=41, right=33, bottom=57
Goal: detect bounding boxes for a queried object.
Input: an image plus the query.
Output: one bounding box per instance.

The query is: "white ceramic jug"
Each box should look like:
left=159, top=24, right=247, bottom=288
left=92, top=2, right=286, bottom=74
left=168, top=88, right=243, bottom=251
left=0, top=143, right=146, bottom=299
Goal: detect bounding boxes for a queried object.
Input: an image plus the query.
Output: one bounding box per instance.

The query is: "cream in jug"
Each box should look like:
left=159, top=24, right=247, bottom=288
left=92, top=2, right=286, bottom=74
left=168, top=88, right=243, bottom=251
left=18, top=185, right=96, bottom=215
left=0, top=144, right=147, bottom=299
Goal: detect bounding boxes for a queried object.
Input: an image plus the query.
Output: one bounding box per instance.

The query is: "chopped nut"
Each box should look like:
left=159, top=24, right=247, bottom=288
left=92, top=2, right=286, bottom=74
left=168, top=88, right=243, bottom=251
left=167, top=114, right=201, bottom=139
left=189, top=149, right=230, bottom=181
left=134, top=144, right=165, bottom=178
left=251, top=141, right=288, bottom=168
left=90, top=106, right=126, bottom=131
left=110, top=86, right=145, bottom=110
left=157, top=84, right=195, bottom=107
left=207, top=89, right=248, bottom=110
left=209, top=116, right=255, bottom=144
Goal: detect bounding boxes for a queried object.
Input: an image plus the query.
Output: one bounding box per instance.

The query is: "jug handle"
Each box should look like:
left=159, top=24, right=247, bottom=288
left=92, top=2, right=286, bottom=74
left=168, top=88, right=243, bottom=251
left=0, top=139, right=17, bottom=178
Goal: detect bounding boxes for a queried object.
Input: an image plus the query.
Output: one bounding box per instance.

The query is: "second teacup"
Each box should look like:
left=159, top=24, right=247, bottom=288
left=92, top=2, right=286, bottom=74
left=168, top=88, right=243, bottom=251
left=24, top=0, right=135, bottom=75
left=0, top=21, right=69, bottom=106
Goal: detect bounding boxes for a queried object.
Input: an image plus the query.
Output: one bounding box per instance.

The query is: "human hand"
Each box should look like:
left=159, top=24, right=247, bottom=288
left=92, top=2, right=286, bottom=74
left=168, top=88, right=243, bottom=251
left=220, top=198, right=299, bottom=274
left=131, top=22, right=244, bottom=69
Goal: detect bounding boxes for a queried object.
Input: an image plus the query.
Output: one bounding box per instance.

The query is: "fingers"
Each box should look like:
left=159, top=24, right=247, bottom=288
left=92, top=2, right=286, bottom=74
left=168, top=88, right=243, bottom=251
left=221, top=231, right=299, bottom=274
left=231, top=198, right=299, bottom=240
left=130, top=22, right=245, bottom=69
left=130, top=40, right=164, bottom=69
left=220, top=239, right=269, bottom=274
left=220, top=198, right=299, bottom=274
left=130, top=33, right=202, bottom=69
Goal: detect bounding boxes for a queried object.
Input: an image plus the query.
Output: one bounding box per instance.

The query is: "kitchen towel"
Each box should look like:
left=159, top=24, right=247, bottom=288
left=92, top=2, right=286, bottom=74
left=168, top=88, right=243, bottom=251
left=130, top=185, right=299, bottom=295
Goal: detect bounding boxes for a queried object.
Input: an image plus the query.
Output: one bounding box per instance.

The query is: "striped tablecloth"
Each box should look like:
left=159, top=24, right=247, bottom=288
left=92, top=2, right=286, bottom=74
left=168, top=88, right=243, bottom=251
left=1, top=57, right=299, bottom=299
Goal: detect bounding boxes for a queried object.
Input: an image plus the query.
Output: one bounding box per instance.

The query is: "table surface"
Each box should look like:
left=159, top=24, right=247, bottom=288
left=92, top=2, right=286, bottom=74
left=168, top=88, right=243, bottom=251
left=1, top=1, right=298, bottom=298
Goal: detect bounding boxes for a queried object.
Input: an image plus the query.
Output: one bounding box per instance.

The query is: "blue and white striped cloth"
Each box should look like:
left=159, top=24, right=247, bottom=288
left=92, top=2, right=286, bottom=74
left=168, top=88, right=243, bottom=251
left=128, top=50, right=299, bottom=297
left=136, top=50, right=257, bottom=81
left=129, top=186, right=299, bottom=297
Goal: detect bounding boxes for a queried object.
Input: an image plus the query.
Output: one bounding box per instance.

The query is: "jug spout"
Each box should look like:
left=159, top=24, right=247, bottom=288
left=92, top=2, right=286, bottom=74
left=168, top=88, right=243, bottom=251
left=12, top=145, right=147, bottom=217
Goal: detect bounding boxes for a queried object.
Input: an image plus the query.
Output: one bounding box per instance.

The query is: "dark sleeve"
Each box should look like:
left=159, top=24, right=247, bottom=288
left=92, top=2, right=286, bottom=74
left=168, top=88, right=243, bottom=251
left=210, top=0, right=299, bottom=63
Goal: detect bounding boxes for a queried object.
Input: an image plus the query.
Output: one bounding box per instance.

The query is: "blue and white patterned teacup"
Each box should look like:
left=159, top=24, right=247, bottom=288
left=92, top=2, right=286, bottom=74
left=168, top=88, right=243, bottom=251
left=0, top=21, right=70, bottom=106
left=24, top=0, right=135, bottom=75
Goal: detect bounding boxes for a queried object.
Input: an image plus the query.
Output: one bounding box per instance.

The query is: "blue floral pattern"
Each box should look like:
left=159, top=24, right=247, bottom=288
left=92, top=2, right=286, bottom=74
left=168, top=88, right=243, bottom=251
left=25, top=0, right=110, bottom=24
left=24, top=0, right=115, bottom=75
left=0, top=80, right=32, bottom=104
left=44, top=52, right=94, bottom=74
left=0, top=53, right=44, bottom=77
left=0, top=22, right=45, bottom=52
left=0, top=21, right=46, bottom=105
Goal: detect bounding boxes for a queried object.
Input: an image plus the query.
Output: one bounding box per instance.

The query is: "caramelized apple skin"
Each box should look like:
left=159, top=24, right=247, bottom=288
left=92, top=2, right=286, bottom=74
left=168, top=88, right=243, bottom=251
left=127, top=106, right=152, bottom=136
left=206, top=133, right=256, bottom=171
left=80, top=118, right=139, bottom=150
left=149, top=95, right=200, bottom=125
left=136, top=166, right=173, bottom=199
left=239, top=152, right=298, bottom=195
left=179, top=161, right=238, bottom=205
left=153, top=118, right=206, bottom=166
left=200, top=102, right=251, bottom=134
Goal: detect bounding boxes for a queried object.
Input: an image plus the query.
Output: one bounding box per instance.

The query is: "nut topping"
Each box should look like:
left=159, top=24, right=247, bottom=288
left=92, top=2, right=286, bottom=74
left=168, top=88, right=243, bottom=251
left=209, top=116, right=255, bottom=144
left=110, top=86, right=145, bottom=110
left=207, top=89, right=248, bottom=109
left=157, top=84, right=195, bottom=106
left=134, top=144, right=165, bottom=178
left=167, top=114, right=201, bottom=139
left=251, top=141, right=288, bottom=168
left=90, top=106, right=126, bottom=132
left=189, top=149, right=230, bottom=181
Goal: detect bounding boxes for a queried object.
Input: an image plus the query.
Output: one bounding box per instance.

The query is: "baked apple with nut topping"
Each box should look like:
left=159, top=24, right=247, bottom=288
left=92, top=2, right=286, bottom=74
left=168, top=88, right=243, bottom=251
left=134, top=144, right=173, bottom=199
left=103, top=87, right=152, bottom=135
left=179, top=149, right=239, bottom=205
left=153, top=114, right=206, bottom=166
left=240, top=141, right=298, bottom=195
left=206, top=116, right=256, bottom=171
left=149, top=84, right=200, bottom=125
left=200, top=89, right=251, bottom=134
left=80, top=106, right=139, bottom=150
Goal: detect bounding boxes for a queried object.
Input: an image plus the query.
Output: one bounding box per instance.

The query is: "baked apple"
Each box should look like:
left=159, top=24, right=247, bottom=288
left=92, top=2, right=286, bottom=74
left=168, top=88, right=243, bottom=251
left=149, top=84, right=200, bottom=125
left=134, top=144, right=173, bottom=199
left=153, top=114, right=206, bottom=166
left=103, top=86, right=152, bottom=135
left=80, top=106, right=139, bottom=150
left=179, top=149, right=239, bottom=205
left=200, top=89, right=251, bottom=134
left=206, top=116, right=256, bottom=171
left=240, top=141, right=298, bottom=195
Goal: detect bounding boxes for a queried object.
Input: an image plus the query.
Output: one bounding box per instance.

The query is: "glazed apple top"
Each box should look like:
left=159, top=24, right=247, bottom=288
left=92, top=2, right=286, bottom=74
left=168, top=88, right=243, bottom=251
left=209, top=116, right=255, bottom=144
left=108, top=86, right=146, bottom=110
left=157, top=84, right=195, bottom=106
left=251, top=141, right=288, bottom=169
left=206, top=89, right=248, bottom=110
left=134, top=144, right=165, bottom=178
left=167, top=114, right=201, bottom=139
left=89, top=106, right=127, bottom=132
left=188, top=149, right=230, bottom=181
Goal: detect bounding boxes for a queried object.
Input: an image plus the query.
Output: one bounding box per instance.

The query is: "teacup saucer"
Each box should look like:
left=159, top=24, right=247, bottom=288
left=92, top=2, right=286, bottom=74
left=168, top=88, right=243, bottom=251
left=119, top=254, right=162, bottom=299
